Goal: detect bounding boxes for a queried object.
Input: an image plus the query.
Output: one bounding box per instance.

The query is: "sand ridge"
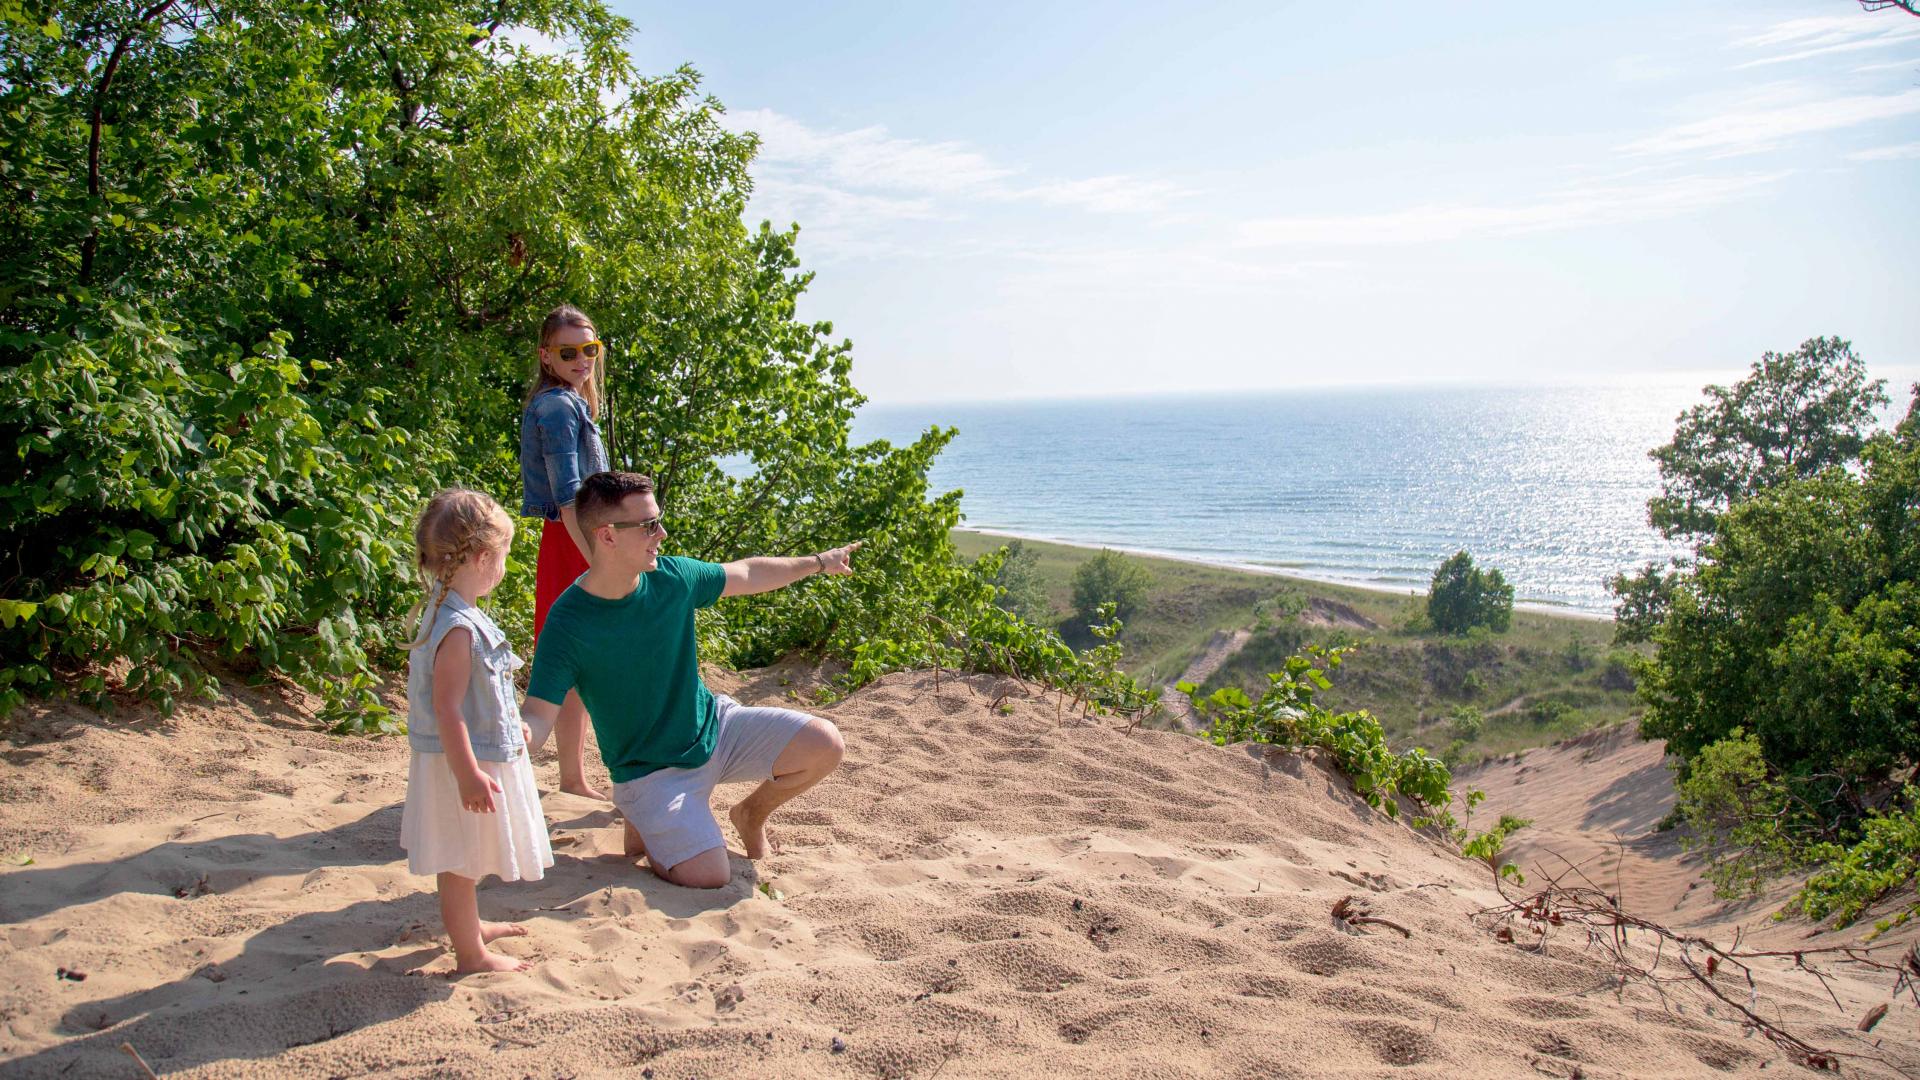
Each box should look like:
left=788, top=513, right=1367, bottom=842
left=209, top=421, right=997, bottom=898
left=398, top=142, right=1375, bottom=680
left=2, top=670, right=1914, bottom=1077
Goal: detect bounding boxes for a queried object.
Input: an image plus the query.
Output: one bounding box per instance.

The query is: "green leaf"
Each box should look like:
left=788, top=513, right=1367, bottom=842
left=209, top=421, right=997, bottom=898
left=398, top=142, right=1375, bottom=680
left=0, top=600, right=39, bottom=629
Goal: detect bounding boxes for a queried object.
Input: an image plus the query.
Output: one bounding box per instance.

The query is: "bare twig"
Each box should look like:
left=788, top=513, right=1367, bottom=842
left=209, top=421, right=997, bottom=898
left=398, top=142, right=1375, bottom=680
left=1472, top=867, right=1920, bottom=1075
left=1332, top=894, right=1412, bottom=938
left=120, top=1043, right=159, bottom=1080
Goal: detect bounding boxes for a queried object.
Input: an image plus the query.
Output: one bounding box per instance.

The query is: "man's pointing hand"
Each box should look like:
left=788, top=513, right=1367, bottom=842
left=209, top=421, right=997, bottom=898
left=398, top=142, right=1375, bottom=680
left=815, top=541, right=863, bottom=576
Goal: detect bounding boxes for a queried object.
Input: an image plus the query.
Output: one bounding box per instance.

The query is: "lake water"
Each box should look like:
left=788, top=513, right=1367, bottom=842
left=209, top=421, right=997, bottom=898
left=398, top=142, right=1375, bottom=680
left=851, top=384, right=1710, bottom=615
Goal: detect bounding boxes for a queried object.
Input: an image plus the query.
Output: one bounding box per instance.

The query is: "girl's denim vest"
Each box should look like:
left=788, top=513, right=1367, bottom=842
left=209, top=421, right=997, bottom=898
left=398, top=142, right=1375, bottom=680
left=520, top=385, right=609, bottom=520
left=407, top=588, right=526, bottom=763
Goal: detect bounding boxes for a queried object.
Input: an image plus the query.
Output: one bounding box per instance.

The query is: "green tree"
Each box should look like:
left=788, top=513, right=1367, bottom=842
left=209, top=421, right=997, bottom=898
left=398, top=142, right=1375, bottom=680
left=0, top=1, right=976, bottom=719
left=1426, top=551, right=1513, bottom=635
left=1447, top=704, right=1484, bottom=742
left=1070, top=549, right=1152, bottom=626
left=985, top=540, right=1052, bottom=626
left=1637, top=394, right=1920, bottom=789
left=1606, top=563, right=1678, bottom=645
left=1646, top=337, right=1887, bottom=542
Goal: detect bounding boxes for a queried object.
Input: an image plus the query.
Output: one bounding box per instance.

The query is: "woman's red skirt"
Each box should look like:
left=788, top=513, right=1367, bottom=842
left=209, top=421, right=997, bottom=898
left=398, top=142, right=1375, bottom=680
left=534, top=518, right=589, bottom=639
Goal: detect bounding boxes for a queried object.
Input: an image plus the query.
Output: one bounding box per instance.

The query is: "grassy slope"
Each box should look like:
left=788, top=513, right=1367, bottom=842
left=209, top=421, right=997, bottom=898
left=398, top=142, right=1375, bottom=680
left=952, top=530, right=1641, bottom=763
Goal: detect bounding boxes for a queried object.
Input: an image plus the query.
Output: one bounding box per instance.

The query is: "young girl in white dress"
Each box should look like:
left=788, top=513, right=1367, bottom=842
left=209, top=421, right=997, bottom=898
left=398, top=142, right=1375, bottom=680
left=399, top=489, right=553, bottom=973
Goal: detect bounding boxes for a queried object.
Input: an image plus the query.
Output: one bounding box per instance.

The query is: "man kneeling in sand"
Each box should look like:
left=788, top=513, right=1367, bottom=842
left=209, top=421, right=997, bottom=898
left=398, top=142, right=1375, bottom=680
left=522, top=470, right=856, bottom=888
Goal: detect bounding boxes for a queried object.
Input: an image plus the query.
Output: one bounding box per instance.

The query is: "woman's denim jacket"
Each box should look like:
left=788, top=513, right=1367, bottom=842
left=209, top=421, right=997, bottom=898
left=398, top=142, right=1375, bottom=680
left=520, top=385, right=609, bottom=520
left=406, top=588, right=526, bottom=762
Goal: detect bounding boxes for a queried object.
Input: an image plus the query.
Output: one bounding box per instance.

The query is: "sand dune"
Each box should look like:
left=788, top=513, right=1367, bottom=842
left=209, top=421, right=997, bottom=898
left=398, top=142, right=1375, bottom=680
left=1463, top=723, right=1920, bottom=955
left=2, top=670, right=1914, bottom=1077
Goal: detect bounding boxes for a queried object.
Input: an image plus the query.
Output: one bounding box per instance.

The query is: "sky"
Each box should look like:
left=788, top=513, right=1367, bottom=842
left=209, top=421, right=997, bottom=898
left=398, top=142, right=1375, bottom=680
left=600, top=2, right=1920, bottom=404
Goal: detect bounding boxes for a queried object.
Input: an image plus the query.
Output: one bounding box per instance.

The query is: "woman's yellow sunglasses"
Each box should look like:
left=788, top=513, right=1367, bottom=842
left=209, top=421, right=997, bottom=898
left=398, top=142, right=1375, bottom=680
left=547, top=341, right=603, bottom=363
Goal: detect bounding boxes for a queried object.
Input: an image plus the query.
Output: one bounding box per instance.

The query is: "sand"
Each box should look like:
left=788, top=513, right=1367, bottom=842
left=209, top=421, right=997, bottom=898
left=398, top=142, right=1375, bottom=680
left=1461, top=723, right=1920, bottom=954
left=3, top=669, right=1915, bottom=1078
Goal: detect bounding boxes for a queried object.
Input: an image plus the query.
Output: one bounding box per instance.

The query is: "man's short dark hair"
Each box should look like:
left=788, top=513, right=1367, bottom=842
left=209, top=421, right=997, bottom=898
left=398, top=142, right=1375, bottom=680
left=575, top=471, right=655, bottom=534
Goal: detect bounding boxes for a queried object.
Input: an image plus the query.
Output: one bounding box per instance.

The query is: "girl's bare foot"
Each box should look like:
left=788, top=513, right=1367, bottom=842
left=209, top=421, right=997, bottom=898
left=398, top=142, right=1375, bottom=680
left=560, top=779, right=608, bottom=801
left=454, top=948, right=531, bottom=974
left=622, top=820, right=650, bottom=860
left=479, top=921, right=528, bottom=944
left=728, top=802, right=772, bottom=859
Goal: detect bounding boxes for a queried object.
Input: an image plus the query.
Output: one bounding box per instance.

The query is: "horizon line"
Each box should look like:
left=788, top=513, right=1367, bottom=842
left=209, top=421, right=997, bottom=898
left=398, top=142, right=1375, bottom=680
left=858, top=362, right=1920, bottom=410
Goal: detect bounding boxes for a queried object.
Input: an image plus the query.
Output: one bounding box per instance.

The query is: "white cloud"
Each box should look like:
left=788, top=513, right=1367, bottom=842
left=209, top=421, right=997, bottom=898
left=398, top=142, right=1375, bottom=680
left=724, top=108, right=1188, bottom=215
left=1848, top=141, right=1920, bottom=161
left=1234, top=172, right=1785, bottom=247
left=1853, top=56, right=1920, bottom=73
left=1001, top=245, right=1351, bottom=295
left=1730, top=15, right=1920, bottom=69
left=1620, top=88, right=1920, bottom=157
left=739, top=178, right=948, bottom=260
left=1002, top=176, right=1192, bottom=214
left=730, top=109, right=1014, bottom=195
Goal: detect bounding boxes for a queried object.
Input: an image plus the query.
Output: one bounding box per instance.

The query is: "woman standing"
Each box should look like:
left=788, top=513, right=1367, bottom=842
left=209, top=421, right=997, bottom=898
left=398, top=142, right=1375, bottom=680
left=520, top=303, right=610, bottom=799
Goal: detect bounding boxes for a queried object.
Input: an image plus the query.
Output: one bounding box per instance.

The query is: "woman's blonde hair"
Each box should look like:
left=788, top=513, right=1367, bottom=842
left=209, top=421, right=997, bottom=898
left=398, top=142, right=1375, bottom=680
left=404, top=488, right=514, bottom=649
left=524, top=303, right=602, bottom=419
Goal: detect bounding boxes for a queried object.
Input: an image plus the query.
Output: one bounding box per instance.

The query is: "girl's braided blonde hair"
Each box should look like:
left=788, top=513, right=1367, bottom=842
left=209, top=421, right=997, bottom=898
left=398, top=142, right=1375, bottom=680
left=404, top=488, right=514, bottom=650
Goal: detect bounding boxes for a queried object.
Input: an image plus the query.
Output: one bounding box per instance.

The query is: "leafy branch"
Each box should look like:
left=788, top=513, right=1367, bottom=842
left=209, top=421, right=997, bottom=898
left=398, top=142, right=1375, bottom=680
left=1179, top=644, right=1452, bottom=817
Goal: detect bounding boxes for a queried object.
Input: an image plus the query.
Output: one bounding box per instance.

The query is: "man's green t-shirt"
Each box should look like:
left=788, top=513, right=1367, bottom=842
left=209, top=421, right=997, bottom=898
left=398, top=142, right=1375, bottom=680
left=526, top=556, right=728, bottom=783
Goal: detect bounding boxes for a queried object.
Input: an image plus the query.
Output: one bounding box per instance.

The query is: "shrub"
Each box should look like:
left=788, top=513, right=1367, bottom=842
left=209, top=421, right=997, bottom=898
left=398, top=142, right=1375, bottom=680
left=1674, top=730, right=1807, bottom=898
left=1427, top=551, right=1513, bottom=635
left=1070, top=548, right=1153, bottom=626
left=1181, top=645, right=1452, bottom=817
left=1598, top=653, right=1636, bottom=692
left=1448, top=704, right=1485, bottom=742
left=1462, top=814, right=1531, bottom=883
left=1422, top=632, right=1500, bottom=696
left=0, top=307, right=427, bottom=725
left=1526, top=699, right=1570, bottom=727
left=985, top=540, right=1052, bottom=625
left=1796, top=787, right=1920, bottom=930
left=838, top=550, right=1157, bottom=722
left=1560, top=635, right=1595, bottom=673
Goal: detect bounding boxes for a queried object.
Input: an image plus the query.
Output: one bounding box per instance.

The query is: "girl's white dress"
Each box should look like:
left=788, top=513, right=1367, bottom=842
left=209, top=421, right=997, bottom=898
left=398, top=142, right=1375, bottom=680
left=400, top=749, right=552, bottom=881
left=399, top=587, right=553, bottom=883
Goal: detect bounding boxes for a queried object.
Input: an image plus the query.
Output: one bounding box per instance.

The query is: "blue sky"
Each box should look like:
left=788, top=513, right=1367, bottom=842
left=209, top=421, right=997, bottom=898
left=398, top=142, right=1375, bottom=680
left=597, top=2, right=1920, bottom=403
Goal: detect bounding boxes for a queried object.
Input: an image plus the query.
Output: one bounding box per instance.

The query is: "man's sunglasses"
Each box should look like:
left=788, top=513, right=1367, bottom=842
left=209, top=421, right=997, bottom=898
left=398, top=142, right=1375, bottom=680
left=606, top=515, right=663, bottom=536
left=547, top=341, right=603, bottom=363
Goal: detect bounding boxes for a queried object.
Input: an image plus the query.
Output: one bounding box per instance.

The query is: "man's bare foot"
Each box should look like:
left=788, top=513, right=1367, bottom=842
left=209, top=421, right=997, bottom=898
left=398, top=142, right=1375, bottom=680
left=622, top=820, right=649, bottom=861
left=729, top=802, right=772, bottom=859
left=454, top=948, right=531, bottom=974
left=560, top=779, right=608, bottom=801
left=479, top=921, right=528, bottom=944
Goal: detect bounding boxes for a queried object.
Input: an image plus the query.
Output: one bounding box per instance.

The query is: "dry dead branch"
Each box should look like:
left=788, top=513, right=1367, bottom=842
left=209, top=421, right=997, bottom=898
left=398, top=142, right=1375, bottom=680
left=1471, top=862, right=1920, bottom=1075
left=1332, top=894, right=1412, bottom=938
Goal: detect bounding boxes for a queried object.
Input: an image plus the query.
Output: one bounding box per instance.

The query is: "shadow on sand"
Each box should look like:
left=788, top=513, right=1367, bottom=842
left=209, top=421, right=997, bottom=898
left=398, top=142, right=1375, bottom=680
left=6, top=803, right=757, bottom=1077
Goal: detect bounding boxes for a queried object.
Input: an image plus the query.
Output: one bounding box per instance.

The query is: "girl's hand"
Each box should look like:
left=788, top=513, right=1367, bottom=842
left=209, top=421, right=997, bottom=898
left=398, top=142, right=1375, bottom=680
left=458, top=768, right=503, bottom=813
left=520, top=721, right=533, bottom=755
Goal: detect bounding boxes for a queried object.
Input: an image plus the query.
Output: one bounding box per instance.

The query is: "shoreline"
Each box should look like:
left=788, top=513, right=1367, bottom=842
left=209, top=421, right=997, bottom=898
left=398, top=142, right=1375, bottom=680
left=954, top=526, right=1614, bottom=623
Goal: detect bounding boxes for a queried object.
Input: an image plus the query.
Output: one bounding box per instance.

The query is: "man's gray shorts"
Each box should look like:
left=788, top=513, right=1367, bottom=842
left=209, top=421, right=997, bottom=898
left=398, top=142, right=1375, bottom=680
left=610, top=694, right=814, bottom=872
